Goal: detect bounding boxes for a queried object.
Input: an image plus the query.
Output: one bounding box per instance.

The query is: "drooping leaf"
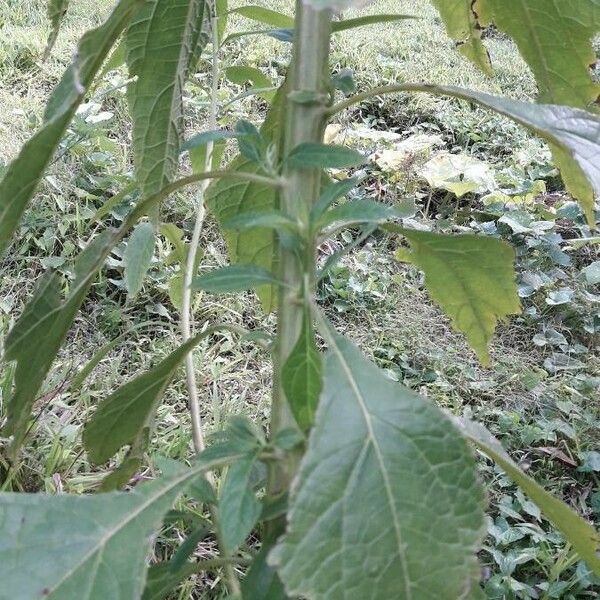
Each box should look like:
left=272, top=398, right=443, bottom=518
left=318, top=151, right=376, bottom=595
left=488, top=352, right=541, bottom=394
left=205, top=83, right=287, bottom=312
left=415, top=84, right=600, bottom=225
left=45, top=0, right=70, bottom=59
left=0, top=456, right=236, bottom=599
left=456, top=417, right=600, bottom=576
left=281, top=309, right=322, bottom=431
left=3, top=230, right=115, bottom=453
left=286, top=143, right=365, bottom=169
left=429, top=0, right=491, bottom=73
left=231, top=5, right=294, bottom=29
left=219, top=453, right=262, bottom=552
left=0, top=0, right=143, bottom=256
left=124, top=221, right=155, bottom=297
left=193, top=264, right=282, bottom=293
left=271, top=332, right=486, bottom=599
left=126, top=0, right=207, bottom=202
left=400, top=230, right=520, bottom=365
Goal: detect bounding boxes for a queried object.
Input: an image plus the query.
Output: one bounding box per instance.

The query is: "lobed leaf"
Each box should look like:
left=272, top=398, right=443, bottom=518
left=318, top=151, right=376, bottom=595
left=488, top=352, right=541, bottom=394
left=0, top=0, right=144, bottom=256
left=272, top=332, right=486, bottom=599
left=400, top=229, right=520, bottom=365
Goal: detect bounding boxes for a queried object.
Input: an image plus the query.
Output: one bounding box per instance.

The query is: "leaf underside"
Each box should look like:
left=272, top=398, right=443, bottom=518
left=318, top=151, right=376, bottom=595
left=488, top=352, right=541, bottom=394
left=272, top=333, right=486, bottom=600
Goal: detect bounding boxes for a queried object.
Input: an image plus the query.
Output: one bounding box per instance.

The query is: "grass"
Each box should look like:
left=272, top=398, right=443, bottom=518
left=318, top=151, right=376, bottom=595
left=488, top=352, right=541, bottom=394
left=0, top=1, right=599, bottom=598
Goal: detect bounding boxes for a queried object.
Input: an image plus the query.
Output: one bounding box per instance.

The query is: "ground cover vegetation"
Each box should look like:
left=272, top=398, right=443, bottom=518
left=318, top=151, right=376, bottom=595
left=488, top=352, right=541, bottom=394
left=0, top=0, right=599, bottom=598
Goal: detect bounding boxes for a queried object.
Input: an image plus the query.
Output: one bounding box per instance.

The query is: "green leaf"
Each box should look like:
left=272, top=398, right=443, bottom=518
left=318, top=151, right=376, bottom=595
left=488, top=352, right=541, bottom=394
left=219, top=453, right=262, bottom=552
left=282, top=309, right=322, bottom=431
left=271, top=332, right=486, bottom=599
left=83, top=331, right=211, bottom=464
left=0, top=456, right=236, bottom=599
left=126, top=0, right=207, bottom=200
left=235, top=119, right=265, bottom=163
left=286, top=143, right=366, bottom=169
left=124, top=222, right=155, bottom=297
left=223, top=210, right=297, bottom=233
left=215, top=0, right=228, bottom=45
left=317, top=199, right=399, bottom=231
left=3, top=230, right=115, bottom=453
left=182, top=129, right=242, bottom=152
left=332, top=14, right=415, bottom=34
left=455, top=417, right=600, bottom=576
left=418, top=84, right=600, bottom=226
left=310, top=177, right=359, bottom=223
left=143, top=562, right=198, bottom=600
left=0, top=0, right=142, bottom=256
left=429, top=0, right=492, bottom=73
left=242, top=547, right=289, bottom=600
left=400, top=230, right=520, bottom=365
left=206, top=83, right=287, bottom=312
left=5, top=480, right=180, bottom=596
left=226, top=65, right=272, bottom=89
left=45, top=0, right=70, bottom=59
left=193, top=265, right=282, bottom=293
left=231, top=5, right=294, bottom=29
left=170, top=525, right=211, bottom=572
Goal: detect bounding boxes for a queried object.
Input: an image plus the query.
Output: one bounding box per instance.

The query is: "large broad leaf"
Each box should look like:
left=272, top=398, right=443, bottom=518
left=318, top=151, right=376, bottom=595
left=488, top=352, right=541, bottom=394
left=400, top=229, right=520, bottom=365
left=428, top=0, right=491, bottom=73
left=3, top=230, right=116, bottom=453
left=271, top=333, right=486, bottom=599
left=0, top=0, right=143, bottom=256
left=126, top=0, right=207, bottom=200
left=0, top=455, right=237, bottom=600
left=456, top=417, right=600, bottom=576
left=206, top=84, right=287, bottom=312
left=414, top=85, right=600, bottom=225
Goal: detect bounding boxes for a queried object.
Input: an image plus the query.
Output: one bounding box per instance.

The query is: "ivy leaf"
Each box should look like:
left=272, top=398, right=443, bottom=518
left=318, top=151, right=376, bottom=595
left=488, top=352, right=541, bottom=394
left=401, top=230, right=520, bottom=365
left=124, top=222, right=155, bottom=297
left=286, top=143, right=365, bottom=169
left=193, top=265, right=283, bottom=293
left=272, top=332, right=486, bottom=599
left=0, top=0, right=142, bottom=256
left=455, top=417, right=600, bottom=576
left=0, top=457, right=236, bottom=599
left=44, top=0, right=70, bottom=59
left=219, top=453, right=262, bottom=552
left=282, top=309, right=322, bottom=431
left=126, top=0, right=207, bottom=202
left=3, top=230, right=115, bottom=454
left=206, top=84, right=287, bottom=312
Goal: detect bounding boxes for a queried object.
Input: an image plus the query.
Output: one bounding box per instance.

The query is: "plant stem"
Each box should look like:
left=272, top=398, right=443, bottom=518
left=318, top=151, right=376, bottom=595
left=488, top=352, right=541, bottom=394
left=181, top=1, right=221, bottom=455
left=268, top=1, right=333, bottom=498
left=179, top=7, right=242, bottom=596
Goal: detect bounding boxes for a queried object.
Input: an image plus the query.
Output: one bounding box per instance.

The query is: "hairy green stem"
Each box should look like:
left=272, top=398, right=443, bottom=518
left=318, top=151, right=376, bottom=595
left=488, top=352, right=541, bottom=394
left=268, top=1, right=333, bottom=499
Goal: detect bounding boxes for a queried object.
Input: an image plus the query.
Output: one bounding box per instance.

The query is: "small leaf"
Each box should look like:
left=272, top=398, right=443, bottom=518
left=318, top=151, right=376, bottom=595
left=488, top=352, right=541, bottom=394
left=242, top=547, right=289, bottom=600
left=310, top=178, right=359, bottom=223
left=219, top=454, right=262, bottom=552
left=226, top=65, right=272, bottom=89
left=181, top=129, right=241, bottom=152
left=193, top=265, right=282, bottom=293
left=124, top=222, right=155, bottom=297
left=143, top=562, right=198, bottom=600
left=235, top=120, right=265, bottom=163
left=170, top=526, right=211, bottom=572
left=45, top=0, right=70, bottom=59
left=455, top=417, right=600, bottom=576
left=231, top=5, right=294, bottom=28
left=271, top=332, right=486, bottom=599
left=332, top=14, right=415, bottom=34
left=282, top=309, right=322, bottom=431
left=286, top=143, right=366, bottom=169
left=317, top=199, right=399, bottom=231
left=223, top=210, right=297, bottom=233
left=401, top=230, right=520, bottom=365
